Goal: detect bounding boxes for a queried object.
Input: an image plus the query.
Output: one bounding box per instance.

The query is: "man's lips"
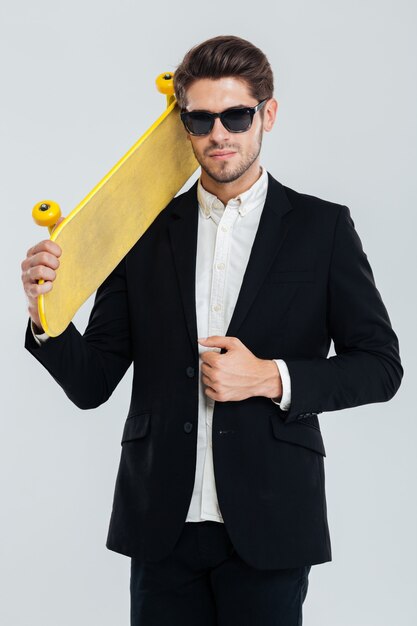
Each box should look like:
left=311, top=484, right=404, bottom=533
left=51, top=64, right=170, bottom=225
left=208, top=151, right=237, bottom=160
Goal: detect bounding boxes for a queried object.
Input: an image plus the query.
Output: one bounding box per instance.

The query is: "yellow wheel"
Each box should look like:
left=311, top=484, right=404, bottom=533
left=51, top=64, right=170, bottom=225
left=32, top=200, right=61, bottom=233
left=155, top=72, right=175, bottom=96
left=155, top=73, right=175, bottom=107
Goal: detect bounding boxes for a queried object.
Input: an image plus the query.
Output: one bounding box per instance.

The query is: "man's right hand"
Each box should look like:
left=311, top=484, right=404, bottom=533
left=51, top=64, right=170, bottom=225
left=21, top=239, right=62, bottom=332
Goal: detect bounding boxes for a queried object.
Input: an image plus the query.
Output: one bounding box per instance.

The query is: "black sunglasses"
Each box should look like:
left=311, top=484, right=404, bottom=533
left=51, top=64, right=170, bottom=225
left=180, top=99, right=268, bottom=136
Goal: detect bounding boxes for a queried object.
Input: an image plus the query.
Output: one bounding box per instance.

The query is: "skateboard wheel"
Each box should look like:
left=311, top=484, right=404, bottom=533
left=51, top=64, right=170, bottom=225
left=155, top=72, right=175, bottom=96
left=32, top=200, right=62, bottom=229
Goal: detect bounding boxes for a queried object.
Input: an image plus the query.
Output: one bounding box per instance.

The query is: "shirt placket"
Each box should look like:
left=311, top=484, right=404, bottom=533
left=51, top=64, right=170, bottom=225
left=207, top=203, right=240, bottom=339
left=201, top=203, right=240, bottom=519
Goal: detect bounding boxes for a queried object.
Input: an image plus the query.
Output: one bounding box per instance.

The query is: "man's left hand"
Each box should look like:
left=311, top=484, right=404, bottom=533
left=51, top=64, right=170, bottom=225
left=198, top=336, right=282, bottom=402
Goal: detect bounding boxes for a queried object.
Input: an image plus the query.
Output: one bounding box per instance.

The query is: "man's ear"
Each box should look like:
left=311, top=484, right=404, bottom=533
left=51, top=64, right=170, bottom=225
left=263, top=98, right=278, bottom=132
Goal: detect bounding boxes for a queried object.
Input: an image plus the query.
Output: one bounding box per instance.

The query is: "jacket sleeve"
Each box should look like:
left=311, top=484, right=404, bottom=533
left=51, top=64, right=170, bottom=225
left=24, top=258, right=132, bottom=409
left=283, top=205, right=403, bottom=422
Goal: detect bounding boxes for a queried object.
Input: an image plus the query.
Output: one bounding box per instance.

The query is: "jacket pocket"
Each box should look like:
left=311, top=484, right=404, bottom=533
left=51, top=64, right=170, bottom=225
left=121, top=412, right=151, bottom=443
left=269, top=414, right=326, bottom=456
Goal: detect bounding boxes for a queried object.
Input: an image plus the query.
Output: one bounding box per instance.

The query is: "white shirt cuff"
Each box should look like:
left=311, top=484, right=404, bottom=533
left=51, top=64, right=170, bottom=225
left=31, top=321, right=49, bottom=346
left=271, top=359, right=291, bottom=411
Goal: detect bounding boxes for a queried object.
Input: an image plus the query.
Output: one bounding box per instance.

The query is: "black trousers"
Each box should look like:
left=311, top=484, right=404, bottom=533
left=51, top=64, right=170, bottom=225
left=130, top=521, right=311, bottom=625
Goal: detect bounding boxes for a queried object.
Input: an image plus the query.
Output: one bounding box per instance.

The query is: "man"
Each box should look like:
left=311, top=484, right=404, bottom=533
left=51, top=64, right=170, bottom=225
left=22, top=35, right=403, bottom=625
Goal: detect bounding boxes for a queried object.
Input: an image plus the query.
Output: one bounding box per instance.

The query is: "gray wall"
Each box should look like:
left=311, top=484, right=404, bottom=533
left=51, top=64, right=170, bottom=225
left=1, top=0, right=415, bottom=624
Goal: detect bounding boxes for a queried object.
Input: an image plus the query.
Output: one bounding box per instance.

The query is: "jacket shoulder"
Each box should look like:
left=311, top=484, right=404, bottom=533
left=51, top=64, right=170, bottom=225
left=283, top=183, right=347, bottom=217
left=267, top=171, right=344, bottom=213
left=146, top=180, right=198, bottom=228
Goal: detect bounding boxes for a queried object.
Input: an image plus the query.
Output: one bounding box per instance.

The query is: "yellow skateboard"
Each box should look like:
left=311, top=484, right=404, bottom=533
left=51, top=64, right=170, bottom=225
left=32, top=73, right=198, bottom=337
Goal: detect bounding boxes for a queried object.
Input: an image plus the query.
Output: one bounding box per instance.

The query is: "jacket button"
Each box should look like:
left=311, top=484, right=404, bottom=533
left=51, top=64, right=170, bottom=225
left=186, top=366, right=195, bottom=378
left=184, top=422, right=193, bottom=433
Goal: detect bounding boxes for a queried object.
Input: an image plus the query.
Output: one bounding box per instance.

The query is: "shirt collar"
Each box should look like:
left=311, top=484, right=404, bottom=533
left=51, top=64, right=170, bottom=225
left=197, top=167, right=268, bottom=220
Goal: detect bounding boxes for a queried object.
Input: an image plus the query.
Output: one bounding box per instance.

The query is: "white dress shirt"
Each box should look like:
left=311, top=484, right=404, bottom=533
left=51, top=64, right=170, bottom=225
left=185, top=167, right=291, bottom=523
left=32, top=166, right=292, bottom=525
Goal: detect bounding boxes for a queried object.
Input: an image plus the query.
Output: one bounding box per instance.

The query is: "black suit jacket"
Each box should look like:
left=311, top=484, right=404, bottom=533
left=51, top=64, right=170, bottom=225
left=25, top=173, right=403, bottom=569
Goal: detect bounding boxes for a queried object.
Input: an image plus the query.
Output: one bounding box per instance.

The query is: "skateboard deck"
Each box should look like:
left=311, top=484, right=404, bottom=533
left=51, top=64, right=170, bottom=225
left=32, top=74, right=198, bottom=337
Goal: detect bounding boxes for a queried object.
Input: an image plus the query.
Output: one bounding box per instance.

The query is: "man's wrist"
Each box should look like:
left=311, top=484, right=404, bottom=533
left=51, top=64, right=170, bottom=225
left=258, top=359, right=282, bottom=399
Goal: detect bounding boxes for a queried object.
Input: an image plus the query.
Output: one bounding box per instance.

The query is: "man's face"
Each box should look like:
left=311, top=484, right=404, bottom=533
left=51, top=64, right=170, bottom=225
left=183, top=77, right=277, bottom=187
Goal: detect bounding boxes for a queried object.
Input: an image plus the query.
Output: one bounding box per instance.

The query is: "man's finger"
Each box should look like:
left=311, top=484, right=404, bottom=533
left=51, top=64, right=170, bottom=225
left=26, top=265, right=57, bottom=283
left=28, top=280, right=53, bottom=298
left=200, top=351, right=218, bottom=365
left=203, top=386, right=218, bottom=400
left=198, top=336, right=239, bottom=349
left=201, top=373, right=215, bottom=387
left=200, top=362, right=213, bottom=374
left=28, top=251, right=61, bottom=271
left=27, top=239, right=62, bottom=259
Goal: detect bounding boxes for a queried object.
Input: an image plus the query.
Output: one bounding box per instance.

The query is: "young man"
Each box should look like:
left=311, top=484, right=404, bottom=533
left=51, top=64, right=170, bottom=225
left=22, top=36, right=403, bottom=625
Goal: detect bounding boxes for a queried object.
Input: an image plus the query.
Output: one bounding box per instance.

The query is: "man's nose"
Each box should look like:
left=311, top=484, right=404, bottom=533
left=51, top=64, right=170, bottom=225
left=209, top=117, right=231, bottom=143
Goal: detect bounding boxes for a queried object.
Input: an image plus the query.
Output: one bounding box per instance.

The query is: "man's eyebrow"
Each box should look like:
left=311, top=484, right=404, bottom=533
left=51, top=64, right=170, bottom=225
left=186, top=104, right=249, bottom=113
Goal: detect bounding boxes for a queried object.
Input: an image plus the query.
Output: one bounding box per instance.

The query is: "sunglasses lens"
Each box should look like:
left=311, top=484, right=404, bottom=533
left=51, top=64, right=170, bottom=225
left=181, top=106, right=257, bottom=135
left=183, top=112, right=213, bottom=135
left=222, top=109, right=252, bottom=132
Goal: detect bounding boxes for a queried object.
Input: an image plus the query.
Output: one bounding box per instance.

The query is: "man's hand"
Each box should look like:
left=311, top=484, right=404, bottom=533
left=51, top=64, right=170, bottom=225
left=21, top=238, right=62, bottom=332
left=198, top=336, right=282, bottom=402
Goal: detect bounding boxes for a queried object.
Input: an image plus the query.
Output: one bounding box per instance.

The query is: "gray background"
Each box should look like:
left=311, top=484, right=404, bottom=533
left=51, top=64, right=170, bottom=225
left=1, top=0, right=416, bottom=624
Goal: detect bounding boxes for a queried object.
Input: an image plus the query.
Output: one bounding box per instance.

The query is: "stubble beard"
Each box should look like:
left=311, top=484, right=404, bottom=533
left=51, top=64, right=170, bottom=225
left=191, top=128, right=263, bottom=185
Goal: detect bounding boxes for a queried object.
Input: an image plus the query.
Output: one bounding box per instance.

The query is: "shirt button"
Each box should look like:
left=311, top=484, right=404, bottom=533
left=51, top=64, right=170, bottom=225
left=186, top=366, right=195, bottom=378
left=221, top=226, right=228, bottom=232
left=216, top=263, right=225, bottom=270
left=184, top=422, right=193, bottom=433
left=212, top=304, right=221, bottom=312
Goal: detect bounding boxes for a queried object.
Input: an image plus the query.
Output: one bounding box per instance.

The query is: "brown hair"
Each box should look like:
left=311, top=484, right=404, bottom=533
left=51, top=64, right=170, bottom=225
left=174, top=35, right=274, bottom=109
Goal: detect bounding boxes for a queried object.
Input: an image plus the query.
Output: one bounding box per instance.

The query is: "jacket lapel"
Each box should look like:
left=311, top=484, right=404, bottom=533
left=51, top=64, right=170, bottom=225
left=168, top=182, right=200, bottom=357
left=168, top=173, right=294, bottom=353
left=226, top=174, right=293, bottom=337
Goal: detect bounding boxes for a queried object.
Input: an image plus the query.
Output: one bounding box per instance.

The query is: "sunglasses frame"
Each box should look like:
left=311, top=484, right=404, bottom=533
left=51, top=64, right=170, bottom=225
left=180, top=98, right=268, bottom=136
